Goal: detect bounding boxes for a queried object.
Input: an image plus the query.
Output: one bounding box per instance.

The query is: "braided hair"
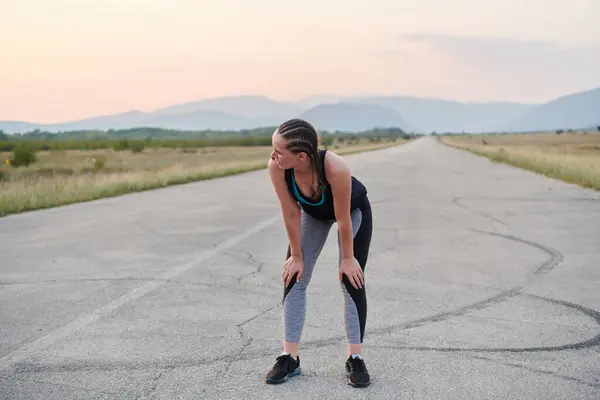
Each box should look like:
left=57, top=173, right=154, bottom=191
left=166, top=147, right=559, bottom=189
left=275, top=118, right=326, bottom=198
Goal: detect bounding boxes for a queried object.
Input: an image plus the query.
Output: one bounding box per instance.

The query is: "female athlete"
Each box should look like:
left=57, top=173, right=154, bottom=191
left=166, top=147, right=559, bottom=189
left=264, top=118, right=372, bottom=388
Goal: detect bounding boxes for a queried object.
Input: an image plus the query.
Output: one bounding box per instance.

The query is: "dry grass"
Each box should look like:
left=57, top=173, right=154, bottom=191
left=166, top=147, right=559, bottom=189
left=0, top=138, right=407, bottom=217
left=441, top=132, right=600, bottom=191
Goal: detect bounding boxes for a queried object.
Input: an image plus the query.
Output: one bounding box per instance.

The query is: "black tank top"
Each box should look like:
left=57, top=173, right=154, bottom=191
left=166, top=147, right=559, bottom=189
left=284, top=149, right=368, bottom=221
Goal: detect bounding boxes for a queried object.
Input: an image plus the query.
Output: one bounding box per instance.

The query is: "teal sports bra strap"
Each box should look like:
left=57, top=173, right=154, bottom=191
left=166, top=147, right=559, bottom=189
left=291, top=172, right=326, bottom=206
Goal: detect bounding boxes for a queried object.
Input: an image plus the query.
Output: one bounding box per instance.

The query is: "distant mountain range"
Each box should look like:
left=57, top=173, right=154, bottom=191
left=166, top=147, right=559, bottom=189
left=2, top=87, right=599, bottom=134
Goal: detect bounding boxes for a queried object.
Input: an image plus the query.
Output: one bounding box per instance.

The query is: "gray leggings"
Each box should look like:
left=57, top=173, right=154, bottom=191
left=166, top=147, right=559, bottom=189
left=282, top=199, right=372, bottom=345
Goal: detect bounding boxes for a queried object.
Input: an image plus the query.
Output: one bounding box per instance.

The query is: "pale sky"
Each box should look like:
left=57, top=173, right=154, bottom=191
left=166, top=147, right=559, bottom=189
left=2, top=0, right=599, bottom=123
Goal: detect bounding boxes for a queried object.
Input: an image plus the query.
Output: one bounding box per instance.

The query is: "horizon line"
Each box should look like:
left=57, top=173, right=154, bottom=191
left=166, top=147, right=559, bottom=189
left=2, top=85, right=599, bottom=125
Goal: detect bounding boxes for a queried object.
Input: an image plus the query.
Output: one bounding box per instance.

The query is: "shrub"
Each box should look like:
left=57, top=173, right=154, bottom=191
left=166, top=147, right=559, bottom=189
left=130, top=140, right=145, bottom=153
left=9, top=143, right=37, bottom=167
left=113, top=139, right=130, bottom=151
left=0, top=142, right=14, bottom=151
left=93, top=155, right=107, bottom=170
left=320, top=135, right=334, bottom=149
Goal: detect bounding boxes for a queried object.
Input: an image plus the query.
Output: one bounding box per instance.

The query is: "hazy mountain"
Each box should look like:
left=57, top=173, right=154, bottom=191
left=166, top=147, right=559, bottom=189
left=0, top=121, right=40, bottom=133
left=341, top=96, right=534, bottom=133
left=1, top=87, right=599, bottom=134
left=141, top=110, right=263, bottom=131
left=500, top=87, right=600, bottom=132
left=294, top=95, right=347, bottom=109
left=51, top=110, right=148, bottom=131
left=151, top=95, right=302, bottom=121
left=0, top=96, right=301, bottom=133
left=0, top=110, right=270, bottom=133
left=299, top=103, right=416, bottom=132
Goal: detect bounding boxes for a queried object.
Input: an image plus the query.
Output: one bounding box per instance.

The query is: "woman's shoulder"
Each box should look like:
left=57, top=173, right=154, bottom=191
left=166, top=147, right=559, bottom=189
left=268, top=158, right=293, bottom=185
left=322, top=149, right=348, bottom=168
left=322, top=149, right=351, bottom=180
left=268, top=158, right=285, bottom=179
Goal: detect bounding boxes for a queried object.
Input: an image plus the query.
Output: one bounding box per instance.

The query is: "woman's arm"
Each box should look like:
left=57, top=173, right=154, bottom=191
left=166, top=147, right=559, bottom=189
left=327, top=153, right=354, bottom=259
left=268, top=158, right=303, bottom=259
left=327, top=152, right=363, bottom=289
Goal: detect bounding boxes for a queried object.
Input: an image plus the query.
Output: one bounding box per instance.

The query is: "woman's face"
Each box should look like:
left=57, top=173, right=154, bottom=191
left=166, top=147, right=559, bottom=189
left=271, top=132, right=299, bottom=169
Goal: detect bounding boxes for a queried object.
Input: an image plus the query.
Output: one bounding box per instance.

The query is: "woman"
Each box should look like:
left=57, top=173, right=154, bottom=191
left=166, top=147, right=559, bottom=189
left=265, top=118, right=372, bottom=388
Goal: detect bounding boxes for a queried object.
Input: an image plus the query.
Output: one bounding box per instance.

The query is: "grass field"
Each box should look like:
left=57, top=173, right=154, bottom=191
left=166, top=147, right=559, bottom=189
left=0, top=137, right=407, bottom=217
left=441, top=132, right=600, bottom=191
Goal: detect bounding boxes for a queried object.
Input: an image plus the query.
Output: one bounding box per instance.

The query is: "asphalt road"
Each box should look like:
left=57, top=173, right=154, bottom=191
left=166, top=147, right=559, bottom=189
left=1, top=136, right=599, bottom=399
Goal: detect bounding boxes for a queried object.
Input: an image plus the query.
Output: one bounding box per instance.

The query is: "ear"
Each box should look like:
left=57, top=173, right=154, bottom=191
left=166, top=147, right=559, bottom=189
left=297, top=152, right=308, bottom=162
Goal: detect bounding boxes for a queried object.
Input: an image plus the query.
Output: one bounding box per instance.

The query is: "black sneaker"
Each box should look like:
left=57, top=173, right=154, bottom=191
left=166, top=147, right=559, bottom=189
left=265, top=354, right=301, bottom=384
left=345, top=355, right=370, bottom=387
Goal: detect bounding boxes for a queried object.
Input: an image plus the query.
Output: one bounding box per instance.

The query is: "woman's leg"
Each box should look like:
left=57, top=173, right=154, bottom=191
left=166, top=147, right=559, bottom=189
left=266, top=210, right=333, bottom=384
left=338, top=198, right=372, bottom=353
left=282, top=209, right=333, bottom=356
left=338, top=198, right=373, bottom=387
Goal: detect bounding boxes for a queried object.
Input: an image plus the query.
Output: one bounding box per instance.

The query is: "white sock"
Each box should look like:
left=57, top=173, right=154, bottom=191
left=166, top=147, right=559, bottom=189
left=282, top=351, right=298, bottom=359
left=351, top=354, right=362, bottom=359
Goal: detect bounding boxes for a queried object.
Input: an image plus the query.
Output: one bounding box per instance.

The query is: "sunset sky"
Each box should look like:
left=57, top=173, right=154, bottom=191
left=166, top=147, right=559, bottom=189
left=2, top=0, right=599, bottom=123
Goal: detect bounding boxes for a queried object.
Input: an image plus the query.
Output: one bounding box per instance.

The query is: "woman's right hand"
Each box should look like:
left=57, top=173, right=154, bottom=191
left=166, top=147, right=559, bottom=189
left=282, top=255, right=304, bottom=287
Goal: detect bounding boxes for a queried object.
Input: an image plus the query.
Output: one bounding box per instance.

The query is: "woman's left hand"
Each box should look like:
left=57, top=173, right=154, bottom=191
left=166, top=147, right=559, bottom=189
left=339, top=257, right=364, bottom=289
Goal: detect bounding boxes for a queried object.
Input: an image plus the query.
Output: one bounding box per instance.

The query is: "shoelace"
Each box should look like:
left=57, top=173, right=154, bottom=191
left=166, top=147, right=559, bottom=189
left=348, top=357, right=366, bottom=372
left=275, top=355, right=296, bottom=369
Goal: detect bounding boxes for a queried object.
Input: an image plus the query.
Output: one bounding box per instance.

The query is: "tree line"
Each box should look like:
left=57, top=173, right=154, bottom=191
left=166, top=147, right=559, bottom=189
left=0, top=126, right=415, bottom=152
